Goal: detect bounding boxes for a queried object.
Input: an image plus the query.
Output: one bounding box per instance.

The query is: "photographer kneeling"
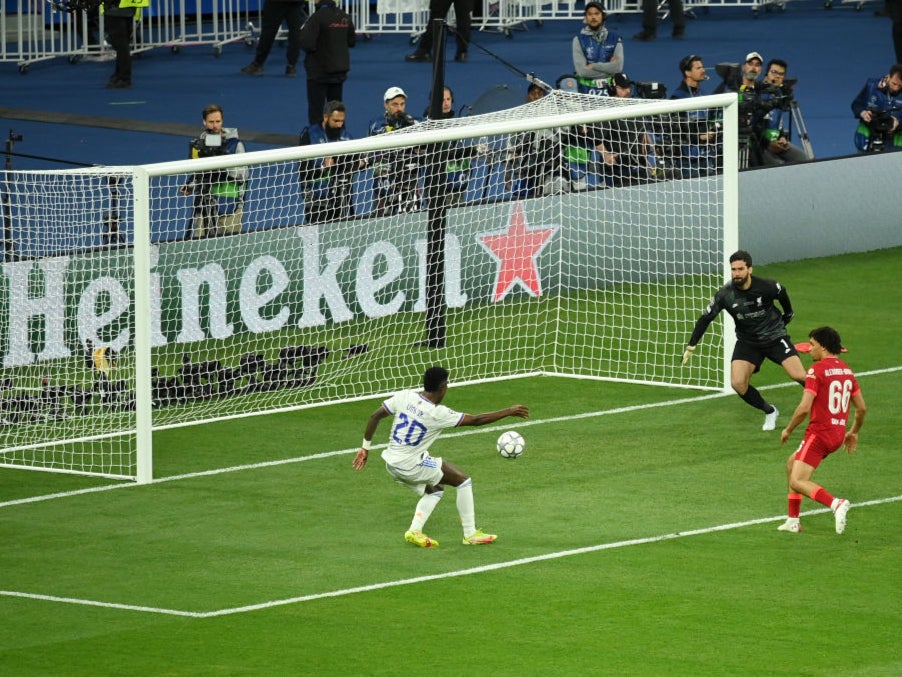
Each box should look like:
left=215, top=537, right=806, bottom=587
left=851, top=64, right=902, bottom=153
left=180, top=104, right=247, bottom=239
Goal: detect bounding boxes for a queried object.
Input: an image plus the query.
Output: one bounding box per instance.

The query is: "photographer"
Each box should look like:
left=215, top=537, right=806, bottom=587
left=756, top=59, right=808, bottom=166
left=505, top=84, right=577, bottom=196
left=367, top=87, right=422, bottom=216
left=582, top=74, right=662, bottom=186
left=299, top=100, right=364, bottom=225
left=851, top=64, right=902, bottom=153
left=423, top=86, right=478, bottom=207
left=180, top=104, right=247, bottom=239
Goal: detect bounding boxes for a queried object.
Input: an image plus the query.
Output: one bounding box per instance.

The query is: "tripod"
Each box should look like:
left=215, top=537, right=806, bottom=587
left=788, top=99, right=815, bottom=160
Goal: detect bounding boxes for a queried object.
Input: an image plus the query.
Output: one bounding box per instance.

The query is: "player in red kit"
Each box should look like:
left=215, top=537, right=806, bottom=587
left=778, top=326, right=867, bottom=534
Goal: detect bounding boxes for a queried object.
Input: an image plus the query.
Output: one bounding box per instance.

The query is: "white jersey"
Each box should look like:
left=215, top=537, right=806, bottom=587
left=380, top=390, right=464, bottom=470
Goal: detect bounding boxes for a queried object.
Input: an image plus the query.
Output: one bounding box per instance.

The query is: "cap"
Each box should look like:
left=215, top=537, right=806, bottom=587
left=745, top=51, right=763, bottom=63
left=612, top=73, right=632, bottom=88
left=584, top=1, right=606, bottom=14
left=384, top=86, right=407, bottom=101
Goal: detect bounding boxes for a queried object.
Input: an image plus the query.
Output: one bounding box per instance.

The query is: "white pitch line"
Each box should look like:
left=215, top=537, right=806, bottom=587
left=2, top=364, right=900, bottom=510
left=3, top=494, right=901, bottom=618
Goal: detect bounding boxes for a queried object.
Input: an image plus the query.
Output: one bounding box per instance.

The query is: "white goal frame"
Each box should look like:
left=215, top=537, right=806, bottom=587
left=2, top=91, right=738, bottom=483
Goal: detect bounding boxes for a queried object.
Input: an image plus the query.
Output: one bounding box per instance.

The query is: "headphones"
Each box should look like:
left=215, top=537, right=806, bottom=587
left=679, top=54, right=701, bottom=74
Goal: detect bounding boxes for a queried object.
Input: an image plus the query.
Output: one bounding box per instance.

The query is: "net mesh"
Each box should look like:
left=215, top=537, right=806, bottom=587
left=0, top=90, right=730, bottom=480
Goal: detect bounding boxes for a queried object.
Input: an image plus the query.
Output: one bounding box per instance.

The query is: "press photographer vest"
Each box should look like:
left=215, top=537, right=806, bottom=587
left=576, top=29, right=617, bottom=65
left=576, top=29, right=619, bottom=95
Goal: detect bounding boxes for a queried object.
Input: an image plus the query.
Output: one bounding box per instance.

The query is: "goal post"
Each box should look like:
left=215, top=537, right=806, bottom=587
left=0, top=90, right=737, bottom=482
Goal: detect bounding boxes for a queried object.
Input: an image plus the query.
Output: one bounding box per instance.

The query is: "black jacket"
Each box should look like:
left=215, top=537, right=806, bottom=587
left=299, top=0, right=356, bottom=82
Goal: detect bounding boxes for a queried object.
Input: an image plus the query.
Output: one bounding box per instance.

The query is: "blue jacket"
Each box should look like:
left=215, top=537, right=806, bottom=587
left=299, top=123, right=357, bottom=199
left=850, top=77, right=902, bottom=120
left=670, top=81, right=719, bottom=158
left=851, top=77, right=902, bottom=152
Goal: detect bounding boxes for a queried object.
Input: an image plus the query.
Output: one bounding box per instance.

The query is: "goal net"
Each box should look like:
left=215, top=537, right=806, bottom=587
left=0, top=89, right=737, bottom=482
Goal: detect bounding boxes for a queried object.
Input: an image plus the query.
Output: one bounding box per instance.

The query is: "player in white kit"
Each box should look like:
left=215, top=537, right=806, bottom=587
left=353, top=365, right=529, bottom=547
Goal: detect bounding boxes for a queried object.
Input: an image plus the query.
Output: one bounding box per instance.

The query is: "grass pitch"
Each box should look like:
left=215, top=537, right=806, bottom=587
left=1, top=248, right=901, bottom=675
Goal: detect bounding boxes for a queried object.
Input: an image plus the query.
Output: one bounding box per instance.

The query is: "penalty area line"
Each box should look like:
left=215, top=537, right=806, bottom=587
left=6, top=496, right=898, bottom=618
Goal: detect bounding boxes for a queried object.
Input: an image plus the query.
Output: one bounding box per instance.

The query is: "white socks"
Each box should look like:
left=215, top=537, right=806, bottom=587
left=456, top=478, right=476, bottom=536
left=410, top=490, right=443, bottom=532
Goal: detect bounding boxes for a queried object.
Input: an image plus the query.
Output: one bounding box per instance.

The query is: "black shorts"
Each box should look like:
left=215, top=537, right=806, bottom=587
left=732, top=336, right=799, bottom=372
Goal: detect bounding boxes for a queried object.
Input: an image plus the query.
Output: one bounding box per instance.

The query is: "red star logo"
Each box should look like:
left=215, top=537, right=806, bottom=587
left=478, top=202, right=558, bottom=302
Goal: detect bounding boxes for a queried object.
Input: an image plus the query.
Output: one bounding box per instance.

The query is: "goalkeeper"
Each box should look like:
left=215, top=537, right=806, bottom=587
left=681, top=250, right=806, bottom=431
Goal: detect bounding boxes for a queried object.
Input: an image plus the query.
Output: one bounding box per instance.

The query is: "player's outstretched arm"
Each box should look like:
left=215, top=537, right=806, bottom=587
left=353, top=405, right=391, bottom=470
left=460, top=405, right=529, bottom=427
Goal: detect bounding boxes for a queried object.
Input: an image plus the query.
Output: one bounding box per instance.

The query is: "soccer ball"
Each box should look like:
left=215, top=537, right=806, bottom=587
left=497, top=430, right=525, bottom=459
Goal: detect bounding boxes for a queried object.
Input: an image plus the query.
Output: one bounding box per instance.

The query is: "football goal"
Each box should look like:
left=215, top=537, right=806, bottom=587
left=0, top=89, right=737, bottom=482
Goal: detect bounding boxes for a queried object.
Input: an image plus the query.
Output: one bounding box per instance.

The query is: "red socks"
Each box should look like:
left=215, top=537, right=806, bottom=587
left=811, top=486, right=835, bottom=508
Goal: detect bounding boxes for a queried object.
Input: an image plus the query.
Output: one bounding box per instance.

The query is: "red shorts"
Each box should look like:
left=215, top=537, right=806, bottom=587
left=793, top=433, right=841, bottom=469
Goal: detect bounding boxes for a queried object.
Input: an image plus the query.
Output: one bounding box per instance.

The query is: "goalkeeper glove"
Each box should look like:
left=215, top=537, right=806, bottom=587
left=782, top=311, right=794, bottom=326
left=681, top=345, right=696, bottom=365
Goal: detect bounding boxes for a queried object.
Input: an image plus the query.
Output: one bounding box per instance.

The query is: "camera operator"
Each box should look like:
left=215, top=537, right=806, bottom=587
left=756, top=59, right=808, bottom=166
left=714, top=52, right=766, bottom=166
left=367, top=87, right=422, bottom=216
left=670, top=55, right=721, bottom=178
left=299, top=100, right=364, bottom=225
left=180, top=104, right=247, bottom=239
left=851, top=64, right=902, bottom=153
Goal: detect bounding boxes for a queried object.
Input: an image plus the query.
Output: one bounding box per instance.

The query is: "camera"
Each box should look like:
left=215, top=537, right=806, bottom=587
left=865, top=108, right=897, bottom=152
left=637, top=82, right=667, bottom=99
left=867, top=109, right=896, bottom=134
left=387, top=112, right=416, bottom=130
left=190, top=132, right=226, bottom=158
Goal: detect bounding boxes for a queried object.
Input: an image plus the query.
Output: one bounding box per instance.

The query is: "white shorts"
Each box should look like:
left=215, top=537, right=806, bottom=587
left=385, top=454, right=444, bottom=495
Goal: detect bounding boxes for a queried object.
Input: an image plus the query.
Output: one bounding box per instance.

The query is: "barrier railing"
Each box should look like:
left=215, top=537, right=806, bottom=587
left=2, top=0, right=258, bottom=71
left=1, top=0, right=810, bottom=72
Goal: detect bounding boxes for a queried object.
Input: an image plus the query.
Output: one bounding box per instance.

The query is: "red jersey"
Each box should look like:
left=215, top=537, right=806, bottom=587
left=804, top=356, right=860, bottom=450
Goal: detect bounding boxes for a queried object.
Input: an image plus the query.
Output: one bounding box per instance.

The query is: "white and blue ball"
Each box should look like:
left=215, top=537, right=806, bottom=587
left=497, top=430, right=525, bottom=459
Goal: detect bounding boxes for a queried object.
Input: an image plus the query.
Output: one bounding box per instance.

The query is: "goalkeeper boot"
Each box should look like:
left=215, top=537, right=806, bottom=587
left=762, top=406, right=779, bottom=431
left=834, top=499, right=851, bottom=534
left=777, top=519, right=802, bottom=533
left=405, top=530, right=439, bottom=548
left=462, top=529, right=497, bottom=545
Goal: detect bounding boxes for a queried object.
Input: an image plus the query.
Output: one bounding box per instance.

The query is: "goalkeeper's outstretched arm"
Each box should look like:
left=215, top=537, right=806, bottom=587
left=681, top=303, right=721, bottom=364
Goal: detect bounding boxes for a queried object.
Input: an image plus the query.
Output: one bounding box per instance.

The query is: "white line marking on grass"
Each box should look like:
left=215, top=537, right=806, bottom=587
left=3, top=365, right=900, bottom=510
left=3, top=494, right=900, bottom=618
left=0, top=590, right=204, bottom=617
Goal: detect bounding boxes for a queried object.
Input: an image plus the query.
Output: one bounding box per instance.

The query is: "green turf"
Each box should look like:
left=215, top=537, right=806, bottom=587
left=1, top=247, right=901, bottom=674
